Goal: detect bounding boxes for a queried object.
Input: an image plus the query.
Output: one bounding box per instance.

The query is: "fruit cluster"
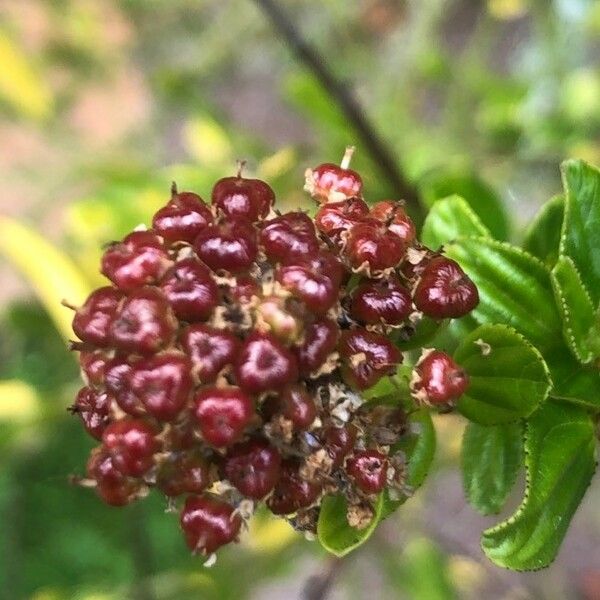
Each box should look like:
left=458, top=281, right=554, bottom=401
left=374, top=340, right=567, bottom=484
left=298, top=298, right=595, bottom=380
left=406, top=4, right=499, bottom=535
left=68, top=148, right=477, bottom=559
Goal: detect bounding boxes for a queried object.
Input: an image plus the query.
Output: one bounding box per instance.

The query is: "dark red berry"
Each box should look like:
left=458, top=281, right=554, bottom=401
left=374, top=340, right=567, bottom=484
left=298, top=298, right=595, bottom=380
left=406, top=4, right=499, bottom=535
left=266, top=460, right=321, bottom=515
left=276, top=264, right=338, bottom=315
left=277, top=384, right=317, bottom=430
left=157, top=451, right=210, bottom=496
left=260, top=211, right=320, bottom=264
left=102, top=419, right=160, bottom=477
left=87, top=448, right=143, bottom=506
left=72, top=287, right=123, bottom=347
left=315, top=197, right=369, bottom=243
left=212, top=174, right=274, bottom=222
left=305, top=150, right=363, bottom=203
left=101, top=231, right=171, bottom=291
left=295, top=318, right=339, bottom=376
left=323, top=425, right=356, bottom=468
left=347, top=450, right=388, bottom=494
left=369, top=201, right=416, bottom=245
left=299, top=250, right=346, bottom=287
left=344, top=220, right=406, bottom=273
left=413, top=257, right=479, bottom=319
left=180, top=494, right=242, bottom=554
left=181, top=324, right=240, bottom=384
left=71, top=386, right=111, bottom=440
left=339, top=328, right=402, bottom=390
left=194, top=220, right=257, bottom=273
left=159, top=258, right=218, bottom=321
left=350, top=276, right=412, bottom=325
left=411, top=349, right=469, bottom=406
left=193, top=386, right=254, bottom=447
left=128, top=352, right=193, bottom=421
left=235, top=332, right=298, bottom=394
left=79, top=350, right=110, bottom=387
left=105, top=357, right=145, bottom=416
left=109, top=287, right=177, bottom=355
left=152, top=191, right=213, bottom=243
left=230, top=275, right=260, bottom=303
left=223, top=438, right=281, bottom=498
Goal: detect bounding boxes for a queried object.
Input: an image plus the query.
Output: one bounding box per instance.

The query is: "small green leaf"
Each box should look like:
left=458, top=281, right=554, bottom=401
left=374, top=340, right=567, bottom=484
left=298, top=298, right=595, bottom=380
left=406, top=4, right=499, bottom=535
left=317, top=492, right=384, bottom=557
left=454, top=324, right=551, bottom=425
left=462, top=422, right=523, bottom=515
left=419, top=169, right=509, bottom=240
left=547, top=348, right=600, bottom=410
left=481, top=400, right=596, bottom=570
left=560, top=159, right=600, bottom=304
left=551, top=255, right=599, bottom=364
left=421, top=195, right=491, bottom=248
left=522, top=195, right=564, bottom=267
left=444, top=238, right=562, bottom=353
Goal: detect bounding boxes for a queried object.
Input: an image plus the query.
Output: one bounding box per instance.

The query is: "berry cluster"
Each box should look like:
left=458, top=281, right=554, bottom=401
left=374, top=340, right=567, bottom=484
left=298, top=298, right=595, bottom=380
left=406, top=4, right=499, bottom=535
left=68, top=149, right=477, bottom=559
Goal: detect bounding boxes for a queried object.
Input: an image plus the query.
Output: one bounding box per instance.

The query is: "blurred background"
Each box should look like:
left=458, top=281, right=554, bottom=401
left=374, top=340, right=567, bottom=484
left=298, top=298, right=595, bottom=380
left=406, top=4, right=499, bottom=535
left=1, top=0, right=600, bottom=598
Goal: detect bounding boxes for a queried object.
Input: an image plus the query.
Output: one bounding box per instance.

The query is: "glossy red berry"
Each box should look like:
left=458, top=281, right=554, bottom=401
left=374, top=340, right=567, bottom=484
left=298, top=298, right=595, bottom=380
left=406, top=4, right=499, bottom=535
left=159, top=258, right=218, bottom=321
left=347, top=450, right=388, bottom=494
left=295, top=318, right=339, bottom=376
left=315, top=197, right=369, bottom=243
left=411, top=349, right=469, bottom=406
left=104, top=357, right=145, bottom=416
left=260, top=211, right=320, bottom=263
left=413, top=257, right=479, bottom=319
left=212, top=174, right=274, bottom=222
left=339, top=328, right=402, bottom=390
left=279, top=384, right=317, bottom=429
left=300, top=250, right=346, bottom=287
left=72, top=287, right=123, bottom=347
left=181, top=324, right=240, bottom=383
left=369, top=201, right=416, bottom=245
left=235, top=332, right=298, bottom=394
left=276, top=264, right=337, bottom=316
left=101, top=230, right=171, bottom=291
left=180, top=494, right=242, bottom=555
left=267, top=460, right=321, bottom=515
left=193, top=386, right=254, bottom=447
left=102, top=419, right=160, bottom=477
left=322, top=425, right=356, bottom=468
left=152, top=191, right=213, bottom=243
left=157, top=451, right=210, bottom=497
left=350, top=276, right=412, bottom=325
left=79, top=350, right=110, bottom=387
left=71, top=386, right=111, bottom=440
left=128, top=352, right=193, bottom=421
left=87, top=448, right=143, bottom=506
left=223, top=438, right=281, bottom=498
left=109, top=287, right=177, bottom=355
left=305, top=149, right=363, bottom=203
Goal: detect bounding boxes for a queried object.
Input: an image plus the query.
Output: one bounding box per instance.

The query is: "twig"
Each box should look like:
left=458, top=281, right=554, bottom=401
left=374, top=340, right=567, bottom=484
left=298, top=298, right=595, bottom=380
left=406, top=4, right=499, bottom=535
left=252, top=0, right=421, bottom=212
left=303, top=556, right=345, bottom=600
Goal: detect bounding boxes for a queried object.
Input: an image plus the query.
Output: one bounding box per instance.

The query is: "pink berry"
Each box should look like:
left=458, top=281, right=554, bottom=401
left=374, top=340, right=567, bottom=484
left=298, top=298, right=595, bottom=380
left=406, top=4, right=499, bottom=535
left=104, top=357, right=145, bottom=416
left=152, top=191, right=213, bottom=243
left=305, top=157, right=363, bottom=203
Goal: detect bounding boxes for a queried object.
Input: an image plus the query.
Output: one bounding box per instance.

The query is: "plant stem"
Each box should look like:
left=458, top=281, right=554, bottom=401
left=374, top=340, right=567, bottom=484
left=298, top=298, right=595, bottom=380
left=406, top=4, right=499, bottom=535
left=252, top=0, right=421, bottom=213
left=303, top=556, right=345, bottom=600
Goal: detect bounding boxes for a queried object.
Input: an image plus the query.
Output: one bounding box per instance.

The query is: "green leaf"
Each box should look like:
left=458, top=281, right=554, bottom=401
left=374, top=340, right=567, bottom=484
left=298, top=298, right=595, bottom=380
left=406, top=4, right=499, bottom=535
left=392, top=316, right=444, bottom=351
left=560, top=159, right=600, bottom=304
left=419, top=169, right=509, bottom=240
left=551, top=255, right=599, bottom=364
left=421, top=195, right=491, bottom=248
left=444, top=238, right=562, bottom=353
left=317, top=492, right=384, bottom=557
left=462, top=422, right=523, bottom=515
left=522, top=195, right=564, bottom=267
left=454, top=325, right=551, bottom=424
left=482, top=401, right=596, bottom=570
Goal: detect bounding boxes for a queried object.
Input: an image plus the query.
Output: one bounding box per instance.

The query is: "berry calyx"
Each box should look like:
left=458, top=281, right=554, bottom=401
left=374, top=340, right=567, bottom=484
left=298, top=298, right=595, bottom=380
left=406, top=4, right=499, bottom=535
left=212, top=171, right=275, bottom=222
left=152, top=189, right=213, bottom=243
left=347, top=449, right=388, bottom=494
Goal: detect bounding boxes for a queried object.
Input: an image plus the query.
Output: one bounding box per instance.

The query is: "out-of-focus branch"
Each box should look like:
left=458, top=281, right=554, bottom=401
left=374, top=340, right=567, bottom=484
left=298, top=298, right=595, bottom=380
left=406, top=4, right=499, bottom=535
left=303, top=556, right=345, bottom=600
left=252, top=0, right=421, bottom=212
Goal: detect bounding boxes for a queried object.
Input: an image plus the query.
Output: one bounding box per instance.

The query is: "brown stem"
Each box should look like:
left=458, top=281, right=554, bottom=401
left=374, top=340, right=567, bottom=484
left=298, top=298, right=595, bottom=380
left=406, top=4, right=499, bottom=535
left=252, top=0, right=421, bottom=213
left=303, top=556, right=345, bottom=600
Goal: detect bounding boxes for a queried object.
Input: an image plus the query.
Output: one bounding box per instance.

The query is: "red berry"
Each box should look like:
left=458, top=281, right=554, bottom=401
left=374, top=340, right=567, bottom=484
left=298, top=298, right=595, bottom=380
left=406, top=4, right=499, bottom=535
left=235, top=332, right=298, bottom=394
left=102, top=419, right=160, bottom=477
left=72, top=287, right=123, bottom=347
left=109, top=287, right=177, bottom=355
left=212, top=175, right=274, bottom=222
left=266, top=460, right=321, bottom=515
left=339, top=328, right=402, bottom=390
left=347, top=450, right=388, bottom=494
left=350, top=276, right=412, bottom=325
left=180, top=494, right=242, bottom=555
left=369, top=201, right=416, bottom=245
left=411, top=349, right=469, bottom=406
left=70, top=386, right=111, bottom=440
left=79, top=350, right=110, bottom=387
left=277, top=384, right=317, bottom=429
left=159, top=258, right=218, bottom=321
left=181, top=324, right=240, bottom=384
left=104, top=357, right=145, bottom=416
left=344, top=220, right=406, bottom=273
left=299, top=250, right=346, bottom=287
left=305, top=151, right=363, bottom=203
left=223, top=438, right=282, bottom=498
left=276, top=263, right=338, bottom=315
left=315, top=197, right=369, bottom=243
left=128, top=352, right=193, bottom=421
left=295, top=318, right=339, bottom=376
left=157, top=451, right=210, bottom=496
left=101, top=231, right=171, bottom=291
left=413, top=257, right=479, bottom=319
left=193, top=386, right=254, bottom=447
left=152, top=191, right=213, bottom=243
left=260, top=211, right=320, bottom=264
left=87, top=448, right=143, bottom=506
left=229, top=275, right=260, bottom=303
left=322, top=425, right=356, bottom=468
